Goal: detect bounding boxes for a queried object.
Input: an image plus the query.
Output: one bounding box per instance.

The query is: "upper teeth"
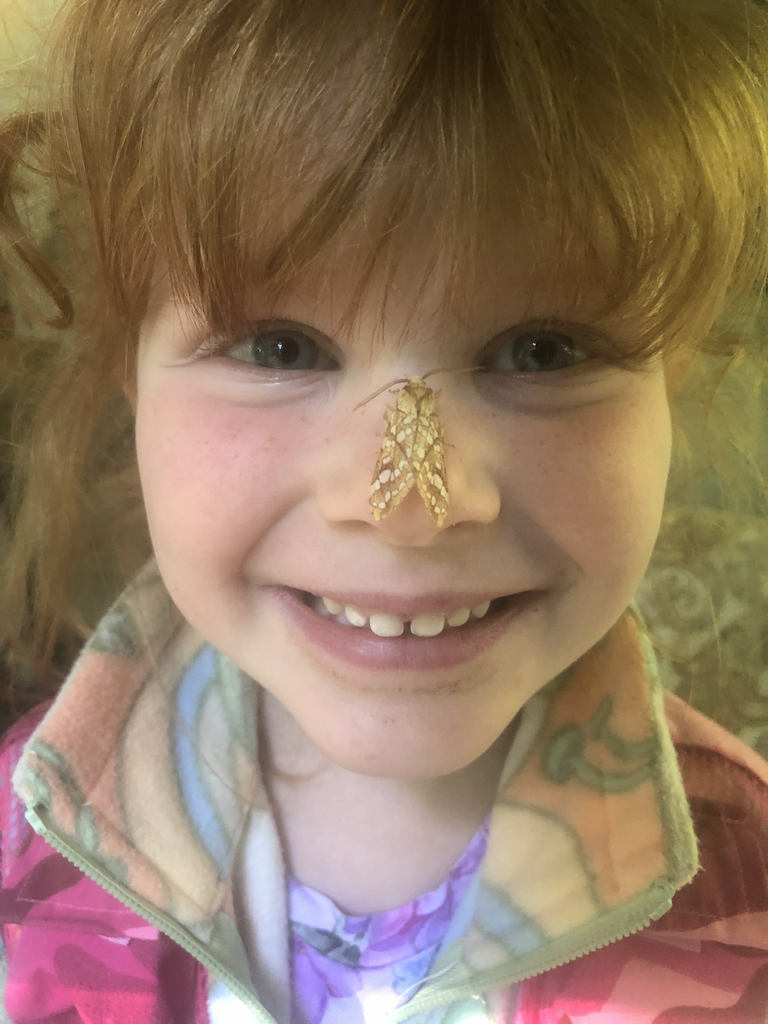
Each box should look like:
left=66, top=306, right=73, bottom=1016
left=317, top=596, right=492, bottom=637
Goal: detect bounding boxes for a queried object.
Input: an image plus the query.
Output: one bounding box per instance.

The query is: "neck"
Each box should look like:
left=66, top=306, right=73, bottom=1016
left=256, top=690, right=517, bottom=914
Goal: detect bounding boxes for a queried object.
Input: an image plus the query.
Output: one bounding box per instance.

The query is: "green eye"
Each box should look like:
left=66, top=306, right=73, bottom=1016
left=229, top=328, right=337, bottom=370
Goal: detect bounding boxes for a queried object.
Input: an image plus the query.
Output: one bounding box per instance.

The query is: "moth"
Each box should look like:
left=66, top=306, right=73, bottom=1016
left=355, top=373, right=450, bottom=528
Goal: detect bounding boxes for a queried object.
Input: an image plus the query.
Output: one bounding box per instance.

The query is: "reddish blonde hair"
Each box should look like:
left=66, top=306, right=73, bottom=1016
left=1, top=0, right=768, bottom=714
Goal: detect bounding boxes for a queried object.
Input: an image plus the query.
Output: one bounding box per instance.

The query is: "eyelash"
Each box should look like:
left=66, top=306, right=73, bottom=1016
left=202, top=323, right=598, bottom=376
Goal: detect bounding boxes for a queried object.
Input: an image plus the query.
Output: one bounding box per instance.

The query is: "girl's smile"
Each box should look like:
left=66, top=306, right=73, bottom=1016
left=270, top=585, right=543, bottom=673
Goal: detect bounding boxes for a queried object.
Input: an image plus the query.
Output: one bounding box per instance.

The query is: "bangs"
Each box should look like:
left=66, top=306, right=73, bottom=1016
left=54, top=0, right=768, bottom=369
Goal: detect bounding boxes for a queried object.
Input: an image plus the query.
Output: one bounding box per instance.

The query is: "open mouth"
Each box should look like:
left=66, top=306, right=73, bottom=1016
left=297, top=590, right=515, bottom=637
left=274, top=587, right=540, bottom=671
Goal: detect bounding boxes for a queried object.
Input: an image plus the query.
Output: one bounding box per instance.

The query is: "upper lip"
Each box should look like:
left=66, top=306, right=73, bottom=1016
left=282, top=586, right=527, bottom=618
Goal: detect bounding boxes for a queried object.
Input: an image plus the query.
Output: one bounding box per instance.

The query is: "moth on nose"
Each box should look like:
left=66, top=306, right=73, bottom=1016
left=355, top=374, right=450, bottom=528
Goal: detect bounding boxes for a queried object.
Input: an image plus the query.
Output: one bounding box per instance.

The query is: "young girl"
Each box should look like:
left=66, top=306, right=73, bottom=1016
left=0, top=0, right=767, bottom=1021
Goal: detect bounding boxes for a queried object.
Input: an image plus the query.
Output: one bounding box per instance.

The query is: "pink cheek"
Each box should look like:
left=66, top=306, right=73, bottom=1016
left=137, top=396, right=305, bottom=557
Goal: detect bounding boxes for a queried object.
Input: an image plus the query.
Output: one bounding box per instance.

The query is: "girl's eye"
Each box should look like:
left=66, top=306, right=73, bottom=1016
left=482, top=329, right=592, bottom=374
left=228, top=327, right=337, bottom=371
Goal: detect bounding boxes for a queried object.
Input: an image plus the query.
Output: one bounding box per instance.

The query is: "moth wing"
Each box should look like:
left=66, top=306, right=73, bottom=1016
left=413, top=394, right=449, bottom=527
left=369, top=402, right=418, bottom=520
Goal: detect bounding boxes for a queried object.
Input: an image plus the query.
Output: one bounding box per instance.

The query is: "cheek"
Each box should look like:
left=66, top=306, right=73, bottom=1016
left=510, top=394, right=671, bottom=577
left=134, top=385, right=307, bottom=565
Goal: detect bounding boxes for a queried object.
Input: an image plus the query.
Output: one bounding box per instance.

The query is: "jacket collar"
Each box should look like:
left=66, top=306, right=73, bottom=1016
left=12, top=558, right=699, bottom=1013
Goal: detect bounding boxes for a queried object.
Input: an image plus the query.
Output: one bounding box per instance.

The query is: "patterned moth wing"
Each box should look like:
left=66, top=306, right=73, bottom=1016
left=412, top=385, right=450, bottom=528
left=370, top=376, right=449, bottom=527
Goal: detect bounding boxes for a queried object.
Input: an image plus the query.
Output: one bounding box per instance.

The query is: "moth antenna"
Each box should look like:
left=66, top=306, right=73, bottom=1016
left=422, top=364, right=485, bottom=381
left=352, top=365, right=484, bottom=411
left=352, top=377, right=411, bottom=411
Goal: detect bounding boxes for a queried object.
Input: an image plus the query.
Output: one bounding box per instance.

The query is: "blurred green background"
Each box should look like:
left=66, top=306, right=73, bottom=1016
left=0, top=0, right=60, bottom=116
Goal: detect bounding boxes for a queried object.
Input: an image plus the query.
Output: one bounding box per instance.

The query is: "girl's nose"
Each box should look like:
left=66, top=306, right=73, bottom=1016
left=314, top=397, right=501, bottom=547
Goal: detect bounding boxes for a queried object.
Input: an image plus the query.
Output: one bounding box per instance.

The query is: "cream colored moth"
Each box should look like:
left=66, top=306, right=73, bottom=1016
left=359, top=374, right=450, bottom=528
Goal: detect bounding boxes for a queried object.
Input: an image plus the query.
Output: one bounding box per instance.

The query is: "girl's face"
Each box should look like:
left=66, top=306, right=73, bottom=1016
left=134, top=236, right=672, bottom=781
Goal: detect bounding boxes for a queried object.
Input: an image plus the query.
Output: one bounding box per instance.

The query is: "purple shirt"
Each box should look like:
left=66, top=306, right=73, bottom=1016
left=289, top=815, right=490, bottom=1024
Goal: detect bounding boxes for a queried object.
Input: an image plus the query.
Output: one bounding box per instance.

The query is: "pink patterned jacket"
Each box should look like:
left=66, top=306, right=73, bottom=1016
left=0, top=559, right=766, bottom=1023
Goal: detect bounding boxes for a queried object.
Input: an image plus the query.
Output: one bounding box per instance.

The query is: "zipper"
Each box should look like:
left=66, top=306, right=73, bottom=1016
left=25, top=804, right=277, bottom=1024
left=28, top=799, right=670, bottom=1024
left=389, top=880, right=674, bottom=1022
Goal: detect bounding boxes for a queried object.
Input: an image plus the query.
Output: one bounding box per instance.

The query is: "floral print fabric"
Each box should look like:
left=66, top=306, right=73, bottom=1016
left=290, top=815, right=490, bottom=1024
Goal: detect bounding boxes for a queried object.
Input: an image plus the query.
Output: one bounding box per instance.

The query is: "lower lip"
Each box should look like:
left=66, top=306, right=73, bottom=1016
left=268, top=587, right=542, bottom=672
